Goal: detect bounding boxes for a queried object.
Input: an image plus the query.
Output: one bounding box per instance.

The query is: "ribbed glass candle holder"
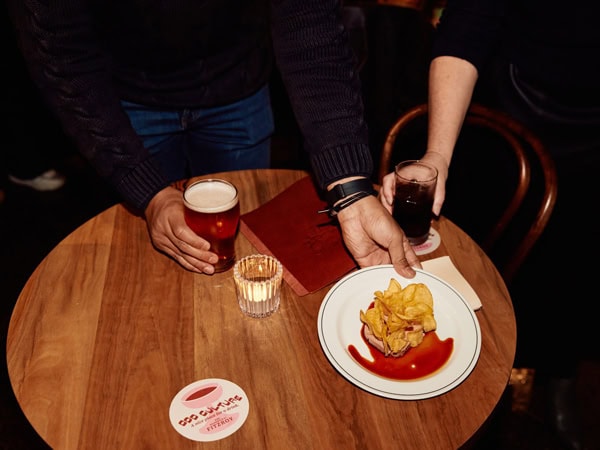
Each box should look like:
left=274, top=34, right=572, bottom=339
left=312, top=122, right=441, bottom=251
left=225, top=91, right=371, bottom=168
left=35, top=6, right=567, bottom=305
left=233, top=254, right=283, bottom=318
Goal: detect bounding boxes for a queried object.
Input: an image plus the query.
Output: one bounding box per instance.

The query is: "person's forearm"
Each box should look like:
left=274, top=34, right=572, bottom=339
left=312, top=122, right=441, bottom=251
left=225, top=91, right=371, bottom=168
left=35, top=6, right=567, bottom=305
left=6, top=0, right=166, bottom=211
left=271, top=0, right=372, bottom=191
left=426, top=56, right=479, bottom=166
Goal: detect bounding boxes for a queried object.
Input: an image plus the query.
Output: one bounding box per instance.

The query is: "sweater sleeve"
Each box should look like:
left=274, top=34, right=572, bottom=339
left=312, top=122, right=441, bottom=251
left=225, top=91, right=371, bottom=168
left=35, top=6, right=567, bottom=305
left=6, top=0, right=169, bottom=212
left=270, top=0, right=373, bottom=190
left=432, top=0, right=507, bottom=74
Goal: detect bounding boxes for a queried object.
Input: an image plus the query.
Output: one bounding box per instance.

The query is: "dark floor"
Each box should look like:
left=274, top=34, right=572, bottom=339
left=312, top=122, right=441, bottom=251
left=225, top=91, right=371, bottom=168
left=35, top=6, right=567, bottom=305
left=2, top=139, right=600, bottom=450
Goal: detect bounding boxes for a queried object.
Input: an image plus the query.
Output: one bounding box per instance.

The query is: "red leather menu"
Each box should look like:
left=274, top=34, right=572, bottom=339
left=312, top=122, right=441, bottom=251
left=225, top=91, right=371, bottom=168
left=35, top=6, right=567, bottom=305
left=239, top=176, right=357, bottom=296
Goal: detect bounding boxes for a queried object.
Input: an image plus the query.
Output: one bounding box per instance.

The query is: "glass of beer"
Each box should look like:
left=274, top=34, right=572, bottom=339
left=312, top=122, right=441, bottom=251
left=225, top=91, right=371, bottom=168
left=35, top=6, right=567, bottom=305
left=392, top=160, right=438, bottom=246
left=183, top=179, right=240, bottom=272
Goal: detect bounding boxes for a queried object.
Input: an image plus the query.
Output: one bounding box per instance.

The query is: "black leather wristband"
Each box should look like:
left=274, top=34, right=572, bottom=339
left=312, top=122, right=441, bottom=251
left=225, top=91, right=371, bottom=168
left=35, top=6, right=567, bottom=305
left=325, top=178, right=377, bottom=207
left=318, top=190, right=374, bottom=217
left=318, top=178, right=378, bottom=218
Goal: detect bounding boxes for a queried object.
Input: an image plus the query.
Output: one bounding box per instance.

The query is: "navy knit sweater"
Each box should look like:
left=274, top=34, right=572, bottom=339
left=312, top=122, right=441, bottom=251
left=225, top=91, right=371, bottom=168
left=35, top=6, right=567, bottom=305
left=7, top=0, right=372, bottom=211
left=432, top=0, right=600, bottom=105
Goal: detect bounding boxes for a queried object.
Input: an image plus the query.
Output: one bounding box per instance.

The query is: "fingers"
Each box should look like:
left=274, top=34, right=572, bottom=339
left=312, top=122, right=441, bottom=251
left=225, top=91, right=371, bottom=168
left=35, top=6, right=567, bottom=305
left=175, top=239, right=219, bottom=274
left=389, top=233, right=421, bottom=278
left=379, top=174, right=395, bottom=214
left=170, top=229, right=219, bottom=274
left=172, top=248, right=218, bottom=274
left=392, top=257, right=414, bottom=278
left=152, top=230, right=219, bottom=274
left=164, top=246, right=215, bottom=274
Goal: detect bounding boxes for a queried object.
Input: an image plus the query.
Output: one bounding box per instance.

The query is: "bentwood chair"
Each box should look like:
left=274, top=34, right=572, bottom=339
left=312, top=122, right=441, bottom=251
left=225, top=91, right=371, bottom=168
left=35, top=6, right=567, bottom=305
left=378, top=103, right=558, bottom=284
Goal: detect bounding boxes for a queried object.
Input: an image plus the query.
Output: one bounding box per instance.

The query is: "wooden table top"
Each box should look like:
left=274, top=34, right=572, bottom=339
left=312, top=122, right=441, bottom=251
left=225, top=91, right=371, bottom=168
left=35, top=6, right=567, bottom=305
left=7, top=168, right=516, bottom=450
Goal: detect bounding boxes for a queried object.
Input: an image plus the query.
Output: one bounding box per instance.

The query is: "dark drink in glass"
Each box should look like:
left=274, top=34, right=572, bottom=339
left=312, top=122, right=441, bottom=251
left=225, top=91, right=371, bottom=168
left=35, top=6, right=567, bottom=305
left=183, top=179, right=240, bottom=272
left=392, top=160, right=438, bottom=246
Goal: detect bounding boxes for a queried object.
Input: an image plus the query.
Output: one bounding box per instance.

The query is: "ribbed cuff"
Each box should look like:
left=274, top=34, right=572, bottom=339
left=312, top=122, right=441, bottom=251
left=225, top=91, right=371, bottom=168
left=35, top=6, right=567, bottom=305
left=114, top=158, right=170, bottom=213
left=309, top=142, right=373, bottom=191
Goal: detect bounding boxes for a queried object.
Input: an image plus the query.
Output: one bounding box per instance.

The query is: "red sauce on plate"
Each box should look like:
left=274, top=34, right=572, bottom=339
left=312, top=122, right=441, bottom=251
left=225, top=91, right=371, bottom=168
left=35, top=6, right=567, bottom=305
left=348, top=326, right=454, bottom=380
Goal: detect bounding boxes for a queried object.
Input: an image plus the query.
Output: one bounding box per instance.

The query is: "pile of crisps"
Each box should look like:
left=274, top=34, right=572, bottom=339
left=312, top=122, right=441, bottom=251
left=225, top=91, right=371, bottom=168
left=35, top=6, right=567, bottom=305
left=360, top=278, right=437, bottom=357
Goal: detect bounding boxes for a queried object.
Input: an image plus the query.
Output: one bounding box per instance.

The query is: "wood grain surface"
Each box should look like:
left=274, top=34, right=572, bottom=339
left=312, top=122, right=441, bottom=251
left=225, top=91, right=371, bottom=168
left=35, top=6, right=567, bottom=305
left=7, top=169, right=516, bottom=450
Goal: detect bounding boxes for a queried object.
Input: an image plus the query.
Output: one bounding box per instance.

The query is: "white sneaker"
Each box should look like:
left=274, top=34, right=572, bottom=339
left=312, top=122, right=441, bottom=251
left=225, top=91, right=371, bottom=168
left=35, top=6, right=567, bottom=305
left=8, top=169, right=66, bottom=191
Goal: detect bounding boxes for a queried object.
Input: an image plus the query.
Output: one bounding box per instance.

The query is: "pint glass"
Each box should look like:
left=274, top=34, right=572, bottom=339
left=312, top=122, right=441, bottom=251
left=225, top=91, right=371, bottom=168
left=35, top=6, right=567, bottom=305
left=183, top=179, right=240, bottom=272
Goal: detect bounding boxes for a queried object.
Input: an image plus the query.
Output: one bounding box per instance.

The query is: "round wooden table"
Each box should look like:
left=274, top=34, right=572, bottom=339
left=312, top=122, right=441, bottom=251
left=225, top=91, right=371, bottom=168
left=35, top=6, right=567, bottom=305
left=7, top=169, right=516, bottom=450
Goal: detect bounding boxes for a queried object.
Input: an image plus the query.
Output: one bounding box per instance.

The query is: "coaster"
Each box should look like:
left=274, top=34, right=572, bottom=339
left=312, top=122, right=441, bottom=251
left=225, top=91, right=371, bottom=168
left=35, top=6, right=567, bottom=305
left=169, top=378, right=249, bottom=442
left=413, top=228, right=441, bottom=256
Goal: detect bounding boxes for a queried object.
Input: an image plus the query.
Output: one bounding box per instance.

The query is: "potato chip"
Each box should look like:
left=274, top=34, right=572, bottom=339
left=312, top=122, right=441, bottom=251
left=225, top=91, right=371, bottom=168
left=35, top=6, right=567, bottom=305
left=359, top=278, right=437, bottom=357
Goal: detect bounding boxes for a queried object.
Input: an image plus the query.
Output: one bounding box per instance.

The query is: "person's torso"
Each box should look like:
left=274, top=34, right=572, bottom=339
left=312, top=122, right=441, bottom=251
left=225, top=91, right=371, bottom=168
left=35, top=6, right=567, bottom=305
left=90, top=0, right=273, bottom=107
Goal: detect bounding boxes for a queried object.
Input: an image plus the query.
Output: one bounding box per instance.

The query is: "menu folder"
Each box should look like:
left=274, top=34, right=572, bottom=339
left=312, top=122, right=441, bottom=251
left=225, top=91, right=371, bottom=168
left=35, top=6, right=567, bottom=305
left=239, top=175, right=358, bottom=296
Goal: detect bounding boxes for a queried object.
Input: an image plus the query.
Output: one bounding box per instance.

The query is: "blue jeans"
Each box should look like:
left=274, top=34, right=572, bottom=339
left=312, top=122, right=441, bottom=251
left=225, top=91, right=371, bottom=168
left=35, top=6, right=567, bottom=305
left=122, top=85, right=274, bottom=182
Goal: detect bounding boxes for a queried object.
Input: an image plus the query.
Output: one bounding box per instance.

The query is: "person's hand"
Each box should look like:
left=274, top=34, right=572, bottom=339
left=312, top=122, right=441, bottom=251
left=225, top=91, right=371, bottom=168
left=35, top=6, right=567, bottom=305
left=379, top=151, right=450, bottom=217
left=336, top=194, right=421, bottom=278
left=144, top=186, right=219, bottom=274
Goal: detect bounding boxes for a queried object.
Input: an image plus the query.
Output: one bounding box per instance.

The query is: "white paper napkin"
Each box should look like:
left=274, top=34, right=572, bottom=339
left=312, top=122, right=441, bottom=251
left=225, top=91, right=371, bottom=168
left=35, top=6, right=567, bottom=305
left=421, top=256, right=482, bottom=311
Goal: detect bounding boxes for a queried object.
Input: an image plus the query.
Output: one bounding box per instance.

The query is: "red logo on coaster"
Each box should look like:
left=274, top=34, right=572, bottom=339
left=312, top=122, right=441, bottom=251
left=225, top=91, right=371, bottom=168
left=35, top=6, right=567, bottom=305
left=414, top=229, right=441, bottom=256
left=170, top=379, right=249, bottom=441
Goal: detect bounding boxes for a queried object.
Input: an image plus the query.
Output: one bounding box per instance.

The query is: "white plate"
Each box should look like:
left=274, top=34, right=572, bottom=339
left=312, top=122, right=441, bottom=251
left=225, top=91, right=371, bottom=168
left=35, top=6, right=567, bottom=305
left=317, top=265, right=481, bottom=400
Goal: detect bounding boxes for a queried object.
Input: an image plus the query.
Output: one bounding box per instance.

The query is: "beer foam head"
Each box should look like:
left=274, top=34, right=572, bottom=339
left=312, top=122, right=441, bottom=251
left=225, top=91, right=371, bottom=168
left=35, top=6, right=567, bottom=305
left=184, top=179, right=239, bottom=213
